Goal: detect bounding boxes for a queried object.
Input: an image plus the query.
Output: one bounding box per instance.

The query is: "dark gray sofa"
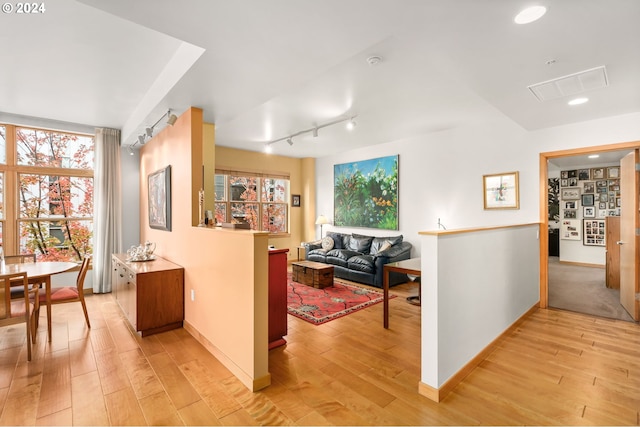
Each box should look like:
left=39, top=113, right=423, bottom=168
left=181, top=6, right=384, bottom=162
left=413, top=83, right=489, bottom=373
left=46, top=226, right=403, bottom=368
left=304, top=231, right=412, bottom=288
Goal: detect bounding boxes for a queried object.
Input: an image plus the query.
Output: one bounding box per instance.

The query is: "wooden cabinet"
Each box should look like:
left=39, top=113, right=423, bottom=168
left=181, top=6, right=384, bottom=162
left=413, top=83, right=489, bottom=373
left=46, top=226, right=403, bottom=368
left=605, top=216, right=620, bottom=289
left=112, top=253, right=184, bottom=336
left=268, top=248, right=289, bottom=349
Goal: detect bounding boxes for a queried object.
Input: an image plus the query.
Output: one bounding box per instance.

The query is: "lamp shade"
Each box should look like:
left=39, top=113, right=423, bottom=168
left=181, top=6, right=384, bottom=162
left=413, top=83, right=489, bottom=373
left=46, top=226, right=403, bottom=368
left=315, top=215, right=329, bottom=225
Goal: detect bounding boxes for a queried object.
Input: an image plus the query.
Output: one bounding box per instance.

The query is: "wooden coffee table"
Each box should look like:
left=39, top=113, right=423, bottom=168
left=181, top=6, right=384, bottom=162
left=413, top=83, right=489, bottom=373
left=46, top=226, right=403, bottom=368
left=291, top=261, right=334, bottom=289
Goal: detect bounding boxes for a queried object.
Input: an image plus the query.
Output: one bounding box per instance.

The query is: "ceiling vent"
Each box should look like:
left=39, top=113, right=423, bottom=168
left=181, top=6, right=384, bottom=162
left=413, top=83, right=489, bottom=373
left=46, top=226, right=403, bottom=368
left=528, top=66, right=608, bottom=102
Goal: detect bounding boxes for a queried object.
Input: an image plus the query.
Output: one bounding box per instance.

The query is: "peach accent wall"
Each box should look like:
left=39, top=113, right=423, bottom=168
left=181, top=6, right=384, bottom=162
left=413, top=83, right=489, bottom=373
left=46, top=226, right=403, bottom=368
left=214, top=145, right=317, bottom=260
left=139, top=108, right=271, bottom=390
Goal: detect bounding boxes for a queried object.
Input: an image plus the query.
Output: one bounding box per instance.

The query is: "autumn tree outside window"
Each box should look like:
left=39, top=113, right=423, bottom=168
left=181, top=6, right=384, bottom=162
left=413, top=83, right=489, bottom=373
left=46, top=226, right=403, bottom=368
left=214, top=172, right=289, bottom=234
left=0, top=124, right=94, bottom=262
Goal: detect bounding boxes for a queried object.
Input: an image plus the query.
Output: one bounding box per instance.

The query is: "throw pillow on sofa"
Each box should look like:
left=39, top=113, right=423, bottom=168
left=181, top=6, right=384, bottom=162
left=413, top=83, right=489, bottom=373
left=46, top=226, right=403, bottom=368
left=326, top=231, right=345, bottom=249
left=321, top=236, right=334, bottom=250
left=348, top=234, right=374, bottom=253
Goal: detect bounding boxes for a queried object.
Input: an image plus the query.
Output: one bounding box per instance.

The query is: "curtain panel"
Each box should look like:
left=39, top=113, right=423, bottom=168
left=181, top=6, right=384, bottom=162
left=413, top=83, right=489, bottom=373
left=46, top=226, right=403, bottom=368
left=93, top=128, right=122, bottom=293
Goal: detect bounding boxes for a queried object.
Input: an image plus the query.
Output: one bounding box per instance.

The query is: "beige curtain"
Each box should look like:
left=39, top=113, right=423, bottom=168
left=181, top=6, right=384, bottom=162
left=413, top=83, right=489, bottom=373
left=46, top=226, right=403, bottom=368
left=93, top=128, right=122, bottom=293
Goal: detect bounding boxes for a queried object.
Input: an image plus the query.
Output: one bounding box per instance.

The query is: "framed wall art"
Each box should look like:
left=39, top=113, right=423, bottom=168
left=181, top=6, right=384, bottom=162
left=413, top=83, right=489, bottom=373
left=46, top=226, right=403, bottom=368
left=581, top=194, right=594, bottom=206
left=561, top=219, right=580, bottom=240
left=334, top=154, right=399, bottom=230
left=291, top=194, right=301, bottom=207
left=148, top=165, right=172, bottom=231
left=583, top=219, right=605, bottom=246
left=483, top=171, right=519, bottom=210
left=561, top=188, right=581, bottom=200
left=583, top=206, right=595, bottom=218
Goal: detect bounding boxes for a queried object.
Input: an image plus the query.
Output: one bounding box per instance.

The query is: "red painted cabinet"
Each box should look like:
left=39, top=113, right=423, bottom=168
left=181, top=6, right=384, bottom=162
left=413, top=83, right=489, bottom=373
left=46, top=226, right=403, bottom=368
left=268, top=248, right=289, bottom=349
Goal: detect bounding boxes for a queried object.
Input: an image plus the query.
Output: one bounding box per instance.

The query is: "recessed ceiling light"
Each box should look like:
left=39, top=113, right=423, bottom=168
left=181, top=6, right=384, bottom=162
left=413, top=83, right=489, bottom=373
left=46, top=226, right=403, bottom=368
left=588, top=154, right=600, bottom=159
left=514, top=6, right=547, bottom=24
left=568, top=97, right=589, bottom=106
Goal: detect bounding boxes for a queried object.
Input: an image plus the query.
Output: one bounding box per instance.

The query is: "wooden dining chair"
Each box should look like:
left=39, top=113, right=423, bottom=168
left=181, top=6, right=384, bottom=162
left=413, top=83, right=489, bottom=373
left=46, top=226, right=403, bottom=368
left=5, top=254, right=39, bottom=299
left=4, top=254, right=37, bottom=264
left=36, top=255, right=91, bottom=331
left=0, top=271, right=39, bottom=361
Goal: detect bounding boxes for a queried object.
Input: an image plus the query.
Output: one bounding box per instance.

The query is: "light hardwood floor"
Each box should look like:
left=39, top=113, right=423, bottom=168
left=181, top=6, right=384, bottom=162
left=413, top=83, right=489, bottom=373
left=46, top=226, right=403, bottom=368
left=0, top=280, right=639, bottom=426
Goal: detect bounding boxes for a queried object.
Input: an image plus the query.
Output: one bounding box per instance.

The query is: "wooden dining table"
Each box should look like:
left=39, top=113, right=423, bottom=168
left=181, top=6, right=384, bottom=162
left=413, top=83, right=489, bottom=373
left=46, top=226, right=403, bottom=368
left=2, top=261, right=78, bottom=341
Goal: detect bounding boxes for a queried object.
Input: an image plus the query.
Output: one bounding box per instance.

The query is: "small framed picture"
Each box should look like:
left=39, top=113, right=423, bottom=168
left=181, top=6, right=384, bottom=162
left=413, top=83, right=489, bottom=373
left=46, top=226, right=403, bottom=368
left=564, top=209, right=577, bottom=219
left=581, top=194, right=595, bottom=206
left=592, top=168, right=605, bottom=179
left=583, top=182, right=594, bottom=193
left=583, top=206, right=595, bottom=218
left=291, top=194, right=301, bottom=207
left=561, top=188, right=581, bottom=200
left=608, top=167, right=620, bottom=178
left=565, top=201, right=576, bottom=209
left=483, top=171, right=519, bottom=210
left=561, top=178, right=569, bottom=187
left=578, top=169, right=591, bottom=180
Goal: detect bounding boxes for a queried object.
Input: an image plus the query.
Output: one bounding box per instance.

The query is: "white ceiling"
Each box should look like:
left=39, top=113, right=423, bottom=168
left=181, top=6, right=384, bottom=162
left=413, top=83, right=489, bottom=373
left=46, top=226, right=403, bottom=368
left=1, top=0, right=639, bottom=158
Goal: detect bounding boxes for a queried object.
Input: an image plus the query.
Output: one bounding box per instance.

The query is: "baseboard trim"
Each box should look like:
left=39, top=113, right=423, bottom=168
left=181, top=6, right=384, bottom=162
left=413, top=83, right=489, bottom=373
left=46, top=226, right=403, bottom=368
left=418, top=302, right=539, bottom=402
left=183, top=320, right=271, bottom=392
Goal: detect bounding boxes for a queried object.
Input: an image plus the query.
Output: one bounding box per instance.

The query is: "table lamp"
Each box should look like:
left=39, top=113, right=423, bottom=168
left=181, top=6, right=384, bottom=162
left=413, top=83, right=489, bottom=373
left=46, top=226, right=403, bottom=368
left=315, top=215, right=330, bottom=238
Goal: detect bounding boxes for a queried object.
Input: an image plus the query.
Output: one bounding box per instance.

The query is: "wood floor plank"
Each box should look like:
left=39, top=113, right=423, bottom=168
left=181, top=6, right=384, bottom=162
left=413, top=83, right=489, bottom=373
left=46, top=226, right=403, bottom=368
left=69, top=337, right=97, bottom=378
left=177, top=399, right=222, bottom=426
left=94, top=347, right=131, bottom=395
left=147, top=352, right=201, bottom=410
left=138, top=390, right=185, bottom=426
left=118, top=348, right=165, bottom=399
left=71, top=371, right=110, bottom=426
left=104, top=386, right=146, bottom=426
left=37, top=349, right=72, bottom=418
left=35, top=407, right=73, bottom=426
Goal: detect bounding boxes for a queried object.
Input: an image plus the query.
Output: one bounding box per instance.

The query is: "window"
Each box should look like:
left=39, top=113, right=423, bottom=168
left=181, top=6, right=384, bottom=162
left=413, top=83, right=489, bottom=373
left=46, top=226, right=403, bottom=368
left=214, top=172, right=289, bottom=234
left=0, top=124, right=94, bottom=261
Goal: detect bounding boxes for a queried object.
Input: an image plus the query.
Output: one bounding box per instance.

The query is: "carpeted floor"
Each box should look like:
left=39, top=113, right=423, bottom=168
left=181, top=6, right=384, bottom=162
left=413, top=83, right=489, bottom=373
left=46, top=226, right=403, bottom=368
left=548, top=256, right=634, bottom=322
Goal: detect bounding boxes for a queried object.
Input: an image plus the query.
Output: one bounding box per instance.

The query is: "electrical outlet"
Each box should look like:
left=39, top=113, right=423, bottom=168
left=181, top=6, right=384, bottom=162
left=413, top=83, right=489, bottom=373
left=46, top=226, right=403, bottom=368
left=190, top=289, right=195, bottom=301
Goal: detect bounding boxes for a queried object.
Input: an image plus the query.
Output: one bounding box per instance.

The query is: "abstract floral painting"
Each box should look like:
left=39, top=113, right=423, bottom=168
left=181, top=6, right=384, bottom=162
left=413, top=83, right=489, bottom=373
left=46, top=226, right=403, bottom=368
left=334, top=155, right=398, bottom=230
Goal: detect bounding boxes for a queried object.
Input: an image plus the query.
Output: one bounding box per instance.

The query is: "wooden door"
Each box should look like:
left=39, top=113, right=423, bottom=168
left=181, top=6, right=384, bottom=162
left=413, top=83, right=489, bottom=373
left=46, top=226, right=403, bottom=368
left=619, top=151, right=639, bottom=320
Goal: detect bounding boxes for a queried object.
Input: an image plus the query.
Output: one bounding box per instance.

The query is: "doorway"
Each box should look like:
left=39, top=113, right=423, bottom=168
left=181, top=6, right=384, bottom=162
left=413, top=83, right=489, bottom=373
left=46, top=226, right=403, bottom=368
left=540, top=142, right=640, bottom=322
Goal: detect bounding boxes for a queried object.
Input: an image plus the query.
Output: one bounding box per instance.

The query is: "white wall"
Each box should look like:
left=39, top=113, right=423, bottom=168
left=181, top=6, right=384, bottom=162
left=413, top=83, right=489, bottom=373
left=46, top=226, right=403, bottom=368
left=316, top=108, right=535, bottom=254
left=421, top=224, right=540, bottom=388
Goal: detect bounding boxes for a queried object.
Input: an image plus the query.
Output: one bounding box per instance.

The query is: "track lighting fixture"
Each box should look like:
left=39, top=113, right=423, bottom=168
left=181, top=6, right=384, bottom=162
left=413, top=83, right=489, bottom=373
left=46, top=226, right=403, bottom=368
left=263, top=114, right=357, bottom=151
left=128, top=109, right=178, bottom=151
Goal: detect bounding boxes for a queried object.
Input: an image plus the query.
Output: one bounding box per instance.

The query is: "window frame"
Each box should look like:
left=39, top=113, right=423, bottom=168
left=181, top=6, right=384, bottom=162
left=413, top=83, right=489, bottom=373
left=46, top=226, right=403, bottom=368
left=0, top=123, right=94, bottom=260
left=214, top=173, right=290, bottom=235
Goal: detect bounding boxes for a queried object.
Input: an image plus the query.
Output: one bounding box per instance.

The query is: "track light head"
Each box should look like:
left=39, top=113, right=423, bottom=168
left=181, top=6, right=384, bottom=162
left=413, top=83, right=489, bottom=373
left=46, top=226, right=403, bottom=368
left=145, top=127, right=154, bottom=138
left=346, top=117, right=356, bottom=130
left=312, top=127, right=318, bottom=137
left=264, top=143, right=273, bottom=153
left=138, top=135, right=146, bottom=145
left=287, top=137, right=293, bottom=146
left=166, top=113, right=178, bottom=126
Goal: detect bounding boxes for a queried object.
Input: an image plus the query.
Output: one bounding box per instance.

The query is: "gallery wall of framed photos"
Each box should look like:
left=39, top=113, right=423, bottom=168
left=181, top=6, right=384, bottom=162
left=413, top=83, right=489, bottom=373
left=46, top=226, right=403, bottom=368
left=559, top=165, right=620, bottom=247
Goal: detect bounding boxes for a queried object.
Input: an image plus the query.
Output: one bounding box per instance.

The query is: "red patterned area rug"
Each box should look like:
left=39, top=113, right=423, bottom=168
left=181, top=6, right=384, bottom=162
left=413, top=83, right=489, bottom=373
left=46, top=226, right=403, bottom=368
left=287, top=273, right=395, bottom=325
